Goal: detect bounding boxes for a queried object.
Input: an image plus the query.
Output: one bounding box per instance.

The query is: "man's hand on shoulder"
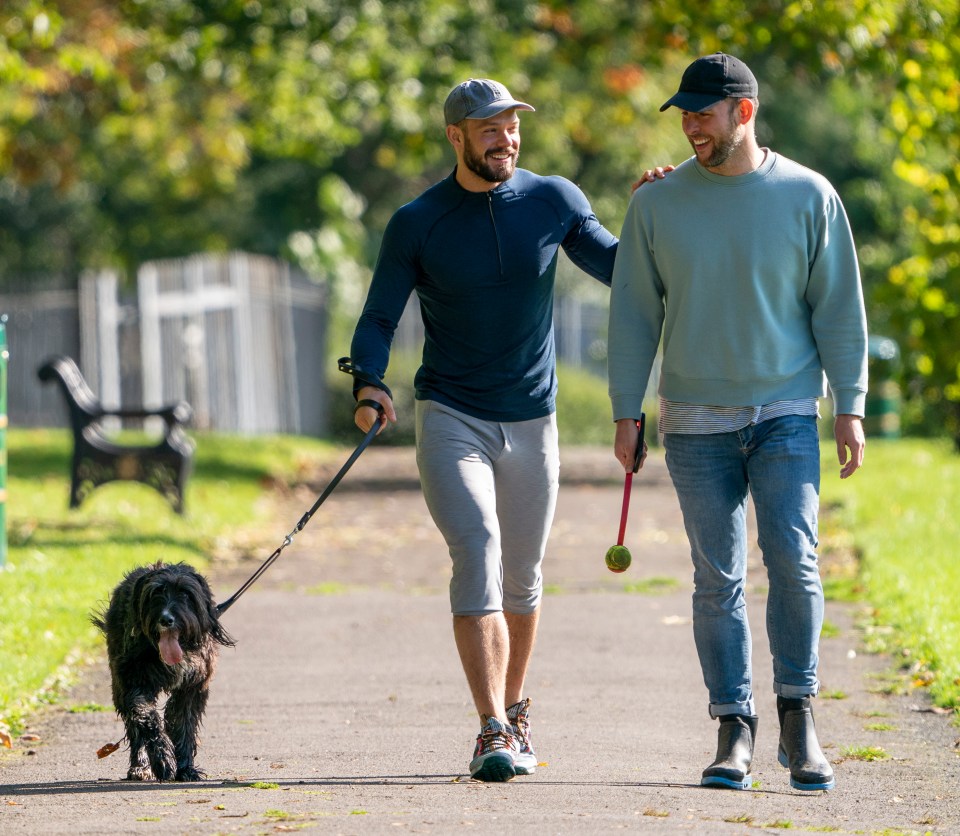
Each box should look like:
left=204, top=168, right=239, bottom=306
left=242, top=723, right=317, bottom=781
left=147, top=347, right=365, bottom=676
left=632, top=164, right=676, bottom=193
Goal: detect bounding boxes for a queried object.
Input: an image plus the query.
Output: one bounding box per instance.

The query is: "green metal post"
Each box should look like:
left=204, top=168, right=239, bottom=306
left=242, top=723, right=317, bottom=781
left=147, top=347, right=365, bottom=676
left=0, top=314, right=7, bottom=567
left=864, top=335, right=901, bottom=439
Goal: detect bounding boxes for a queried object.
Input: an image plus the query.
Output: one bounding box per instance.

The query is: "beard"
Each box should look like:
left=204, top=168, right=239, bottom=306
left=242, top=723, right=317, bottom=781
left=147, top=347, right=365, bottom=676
left=462, top=136, right=518, bottom=183
left=699, top=131, right=744, bottom=168
left=693, top=104, right=745, bottom=169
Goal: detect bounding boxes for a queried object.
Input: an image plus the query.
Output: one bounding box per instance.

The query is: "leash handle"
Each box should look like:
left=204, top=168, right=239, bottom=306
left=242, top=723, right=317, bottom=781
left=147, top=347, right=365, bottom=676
left=617, top=471, right=633, bottom=546
left=337, top=357, right=393, bottom=400
left=632, top=413, right=646, bottom=474
left=617, top=413, right=645, bottom=547
left=217, top=409, right=384, bottom=615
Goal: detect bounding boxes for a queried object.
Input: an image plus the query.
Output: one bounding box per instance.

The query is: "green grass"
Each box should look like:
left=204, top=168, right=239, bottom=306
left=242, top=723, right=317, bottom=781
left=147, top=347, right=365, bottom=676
left=838, top=744, right=890, bottom=762
left=820, top=438, right=960, bottom=714
left=622, top=576, right=680, bottom=595
left=820, top=690, right=848, bottom=700
left=0, top=428, right=336, bottom=735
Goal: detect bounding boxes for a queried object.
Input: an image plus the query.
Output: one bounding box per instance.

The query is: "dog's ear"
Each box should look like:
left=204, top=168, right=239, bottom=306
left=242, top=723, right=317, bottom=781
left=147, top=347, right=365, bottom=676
left=185, top=567, right=235, bottom=648
left=205, top=593, right=236, bottom=648
left=90, top=604, right=107, bottom=634
left=126, top=569, right=156, bottom=639
left=211, top=615, right=236, bottom=648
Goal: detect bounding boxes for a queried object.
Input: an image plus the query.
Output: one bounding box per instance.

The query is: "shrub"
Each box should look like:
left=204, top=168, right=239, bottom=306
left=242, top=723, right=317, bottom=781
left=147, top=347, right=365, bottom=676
left=326, top=352, right=656, bottom=447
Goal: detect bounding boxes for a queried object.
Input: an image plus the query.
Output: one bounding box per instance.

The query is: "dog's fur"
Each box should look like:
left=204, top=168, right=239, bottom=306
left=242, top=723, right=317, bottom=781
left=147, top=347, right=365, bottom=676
left=92, top=561, right=234, bottom=781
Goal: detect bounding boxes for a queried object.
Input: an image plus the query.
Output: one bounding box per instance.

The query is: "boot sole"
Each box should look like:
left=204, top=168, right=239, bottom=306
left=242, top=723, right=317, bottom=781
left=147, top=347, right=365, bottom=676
left=778, top=749, right=836, bottom=791
left=701, top=773, right=752, bottom=790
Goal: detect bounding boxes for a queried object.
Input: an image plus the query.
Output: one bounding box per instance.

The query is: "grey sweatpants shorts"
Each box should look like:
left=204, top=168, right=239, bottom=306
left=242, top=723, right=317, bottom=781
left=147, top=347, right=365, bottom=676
left=415, top=399, right=560, bottom=617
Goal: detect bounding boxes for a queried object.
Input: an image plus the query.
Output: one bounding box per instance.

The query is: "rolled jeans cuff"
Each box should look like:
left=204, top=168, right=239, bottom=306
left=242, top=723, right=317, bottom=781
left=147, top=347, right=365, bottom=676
left=709, top=699, right=756, bottom=719
left=774, top=681, right=820, bottom=699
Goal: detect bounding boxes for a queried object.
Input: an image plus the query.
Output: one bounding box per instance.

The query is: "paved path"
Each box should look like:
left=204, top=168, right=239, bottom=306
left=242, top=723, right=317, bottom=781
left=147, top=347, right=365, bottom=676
left=1, top=447, right=958, bottom=834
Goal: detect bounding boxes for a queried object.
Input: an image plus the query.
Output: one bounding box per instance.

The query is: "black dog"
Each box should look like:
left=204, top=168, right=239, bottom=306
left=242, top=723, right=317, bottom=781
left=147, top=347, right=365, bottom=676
left=92, top=561, right=234, bottom=781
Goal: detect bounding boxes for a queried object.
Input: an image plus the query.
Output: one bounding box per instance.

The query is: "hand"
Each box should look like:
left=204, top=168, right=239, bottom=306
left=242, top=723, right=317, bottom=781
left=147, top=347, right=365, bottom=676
left=354, top=386, right=397, bottom=434
left=631, top=164, right=676, bottom=193
left=835, top=414, right=865, bottom=479
left=613, top=417, right=648, bottom=472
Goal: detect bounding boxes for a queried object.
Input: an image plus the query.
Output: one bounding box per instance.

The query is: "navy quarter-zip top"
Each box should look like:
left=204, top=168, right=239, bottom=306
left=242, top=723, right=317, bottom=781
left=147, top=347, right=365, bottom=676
left=350, top=167, right=618, bottom=422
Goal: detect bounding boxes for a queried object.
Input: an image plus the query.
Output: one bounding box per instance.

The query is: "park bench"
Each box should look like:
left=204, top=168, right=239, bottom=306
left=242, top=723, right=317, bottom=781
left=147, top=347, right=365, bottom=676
left=37, top=355, right=194, bottom=514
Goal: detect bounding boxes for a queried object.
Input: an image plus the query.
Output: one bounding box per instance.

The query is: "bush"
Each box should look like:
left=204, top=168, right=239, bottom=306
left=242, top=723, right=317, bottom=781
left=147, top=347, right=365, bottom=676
left=326, top=351, right=657, bottom=447
left=556, top=363, right=614, bottom=445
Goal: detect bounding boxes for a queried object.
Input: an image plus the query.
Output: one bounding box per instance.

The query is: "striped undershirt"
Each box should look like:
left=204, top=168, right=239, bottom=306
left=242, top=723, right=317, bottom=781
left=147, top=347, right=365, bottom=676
left=658, top=397, right=820, bottom=435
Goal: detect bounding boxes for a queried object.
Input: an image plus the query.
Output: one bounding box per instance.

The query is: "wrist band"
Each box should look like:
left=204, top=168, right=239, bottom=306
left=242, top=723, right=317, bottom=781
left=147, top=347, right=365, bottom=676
left=354, top=398, right=384, bottom=414
left=337, top=357, right=393, bottom=400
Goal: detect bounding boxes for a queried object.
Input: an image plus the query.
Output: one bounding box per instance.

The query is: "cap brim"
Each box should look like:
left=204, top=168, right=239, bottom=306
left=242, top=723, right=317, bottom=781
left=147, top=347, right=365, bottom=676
left=466, top=101, right=536, bottom=119
left=659, top=92, right=725, bottom=113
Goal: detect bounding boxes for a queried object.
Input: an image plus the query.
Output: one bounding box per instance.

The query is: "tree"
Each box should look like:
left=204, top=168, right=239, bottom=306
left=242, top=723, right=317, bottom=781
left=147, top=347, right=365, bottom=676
left=2, top=1, right=958, bottom=441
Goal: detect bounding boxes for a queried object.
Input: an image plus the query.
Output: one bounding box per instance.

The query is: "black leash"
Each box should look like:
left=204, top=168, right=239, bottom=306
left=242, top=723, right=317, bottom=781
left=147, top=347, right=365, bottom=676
left=216, top=403, right=385, bottom=615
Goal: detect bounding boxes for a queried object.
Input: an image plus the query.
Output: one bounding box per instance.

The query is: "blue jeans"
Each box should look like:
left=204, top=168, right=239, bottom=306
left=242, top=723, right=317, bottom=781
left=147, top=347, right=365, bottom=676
left=663, top=415, right=823, bottom=718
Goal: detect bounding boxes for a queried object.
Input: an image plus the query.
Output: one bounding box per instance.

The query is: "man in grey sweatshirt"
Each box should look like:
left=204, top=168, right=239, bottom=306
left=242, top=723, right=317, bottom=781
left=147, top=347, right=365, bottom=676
left=608, top=53, right=868, bottom=792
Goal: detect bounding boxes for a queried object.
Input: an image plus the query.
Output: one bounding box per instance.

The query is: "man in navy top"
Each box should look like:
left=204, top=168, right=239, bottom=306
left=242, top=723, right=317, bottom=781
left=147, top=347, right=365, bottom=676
left=344, top=78, right=621, bottom=781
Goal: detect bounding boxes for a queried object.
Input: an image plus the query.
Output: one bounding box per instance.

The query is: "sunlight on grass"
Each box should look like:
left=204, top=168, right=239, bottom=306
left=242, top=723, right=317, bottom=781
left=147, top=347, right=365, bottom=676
left=67, top=702, right=111, bottom=714
left=305, top=581, right=350, bottom=596
left=622, top=576, right=679, bottom=595
left=820, top=439, right=960, bottom=714
left=839, top=745, right=889, bottom=762
left=820, top=619, right=840, bottom=639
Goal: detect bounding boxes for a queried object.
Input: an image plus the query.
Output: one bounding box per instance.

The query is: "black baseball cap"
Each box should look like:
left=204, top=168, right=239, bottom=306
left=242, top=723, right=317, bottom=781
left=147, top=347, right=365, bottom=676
left=443, top=78, right=535, bottom=125
left=660, top=53, right=758, bottom=113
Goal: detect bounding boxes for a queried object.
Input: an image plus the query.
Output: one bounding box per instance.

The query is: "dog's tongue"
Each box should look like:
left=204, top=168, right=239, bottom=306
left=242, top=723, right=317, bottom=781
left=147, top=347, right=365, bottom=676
left=158, top=631, right=183, bottom=666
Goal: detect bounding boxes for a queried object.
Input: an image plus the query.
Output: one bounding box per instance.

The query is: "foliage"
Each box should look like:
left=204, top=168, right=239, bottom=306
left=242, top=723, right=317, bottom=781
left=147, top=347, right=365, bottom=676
left=877, top=7, right=960, bottom=443
left=556, top=364, right=617, bottom=446
left=1, top=1, right=959, bottom=437
left=326, top=352, right=635, bottom=447
left=820, top=438, right=960, bottom=714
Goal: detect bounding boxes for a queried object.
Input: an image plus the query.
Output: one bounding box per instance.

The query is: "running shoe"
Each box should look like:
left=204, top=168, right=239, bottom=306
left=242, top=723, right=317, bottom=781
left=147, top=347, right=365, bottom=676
left=506, top=697, right=537, bottom=775
left=469, top=717, right=518, bottom=782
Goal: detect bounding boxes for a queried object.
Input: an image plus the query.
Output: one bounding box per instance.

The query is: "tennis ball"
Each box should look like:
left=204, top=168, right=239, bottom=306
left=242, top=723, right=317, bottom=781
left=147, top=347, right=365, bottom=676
left=605, top=544, right=632, bottom=573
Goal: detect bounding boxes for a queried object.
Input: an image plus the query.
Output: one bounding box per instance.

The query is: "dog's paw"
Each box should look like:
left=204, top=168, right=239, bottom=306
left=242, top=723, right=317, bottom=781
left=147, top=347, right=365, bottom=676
left=126, top=765, right=154, bottom=782
left=176, top=765, right=205, bottom=782
left=147, top=752, right=177, bottom=782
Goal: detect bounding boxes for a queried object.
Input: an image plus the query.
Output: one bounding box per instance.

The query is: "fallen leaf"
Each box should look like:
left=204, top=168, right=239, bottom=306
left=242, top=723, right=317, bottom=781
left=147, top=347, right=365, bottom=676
left=1, top=730, right=12, bottom=749
left=20, top=733, right=40, bottom=743
left=97, top=740, right=122, bottom=759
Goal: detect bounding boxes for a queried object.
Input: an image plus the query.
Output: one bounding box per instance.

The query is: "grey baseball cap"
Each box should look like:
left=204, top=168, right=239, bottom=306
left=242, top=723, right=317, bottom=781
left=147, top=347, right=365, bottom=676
left=443, top=78, right=535, bottom=125
left=660, top=53, right=759, bottom=113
